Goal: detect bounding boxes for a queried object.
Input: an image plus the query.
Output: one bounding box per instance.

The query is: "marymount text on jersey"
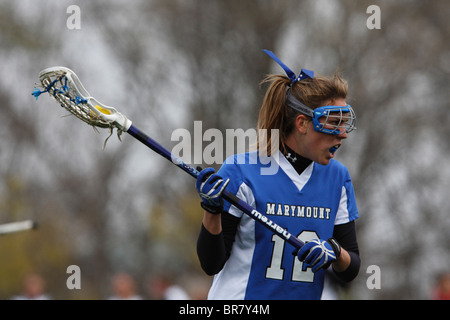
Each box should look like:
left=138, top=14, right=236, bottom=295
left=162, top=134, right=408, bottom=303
left=266, top=202, right=332, bottom=220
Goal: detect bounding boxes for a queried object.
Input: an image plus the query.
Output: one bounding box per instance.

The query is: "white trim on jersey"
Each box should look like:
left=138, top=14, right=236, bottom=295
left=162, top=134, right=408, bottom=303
left=208, top=182, right=256, bottom=300
left=335, top=186, right=350, bottom=225
left=276, top=150, right=314, bottom=193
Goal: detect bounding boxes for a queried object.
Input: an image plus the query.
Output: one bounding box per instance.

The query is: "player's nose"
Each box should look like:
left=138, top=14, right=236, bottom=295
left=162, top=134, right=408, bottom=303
left=336, top=128, right=348, bottom=139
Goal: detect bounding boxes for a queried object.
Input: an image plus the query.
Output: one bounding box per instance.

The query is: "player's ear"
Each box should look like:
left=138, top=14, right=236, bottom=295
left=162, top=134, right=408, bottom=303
left=295, top=114, right=309, bottom=135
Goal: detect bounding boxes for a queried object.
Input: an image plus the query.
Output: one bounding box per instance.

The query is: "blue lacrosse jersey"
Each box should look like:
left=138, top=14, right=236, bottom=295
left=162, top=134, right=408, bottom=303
left=207, top=151, right=358, bottom=300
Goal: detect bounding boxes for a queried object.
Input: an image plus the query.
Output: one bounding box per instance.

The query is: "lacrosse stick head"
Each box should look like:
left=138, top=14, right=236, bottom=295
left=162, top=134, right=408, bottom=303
left=33, top=66, right=132, bottom=132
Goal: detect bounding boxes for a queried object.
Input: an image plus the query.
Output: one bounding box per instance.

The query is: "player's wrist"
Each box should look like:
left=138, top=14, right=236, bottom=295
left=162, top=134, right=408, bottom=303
left=327, top=237, right=342, bottom=259
left=201, top=202, right=223, bottom=214
left=202, top=211, right=222, bottom=235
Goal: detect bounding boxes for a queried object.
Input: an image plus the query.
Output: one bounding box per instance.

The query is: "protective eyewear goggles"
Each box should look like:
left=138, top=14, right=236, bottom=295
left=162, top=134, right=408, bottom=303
left=286, top=90, right=357, bottom=135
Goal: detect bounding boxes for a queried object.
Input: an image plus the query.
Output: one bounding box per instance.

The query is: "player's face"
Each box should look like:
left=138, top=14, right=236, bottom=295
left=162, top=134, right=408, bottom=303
left=297, top=98, right=349, bottom=165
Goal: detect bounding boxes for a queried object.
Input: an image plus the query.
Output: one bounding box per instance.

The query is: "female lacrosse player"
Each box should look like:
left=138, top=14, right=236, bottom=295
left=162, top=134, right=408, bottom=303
left=195, top=50, right=360, bottom=300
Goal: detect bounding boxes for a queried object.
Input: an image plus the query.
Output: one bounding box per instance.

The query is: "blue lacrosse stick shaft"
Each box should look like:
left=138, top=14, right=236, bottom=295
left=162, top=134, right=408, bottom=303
left=126, top=124, right=304, bottom=250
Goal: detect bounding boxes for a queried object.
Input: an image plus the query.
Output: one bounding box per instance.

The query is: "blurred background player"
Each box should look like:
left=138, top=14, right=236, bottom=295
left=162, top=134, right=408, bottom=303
left=432, top=272, right=450, bottom=300
left=107, top=272, right=143, bottom=300
left=11, top=272, right=51, bottom=300
left=147, top=272, right=191, bottom=300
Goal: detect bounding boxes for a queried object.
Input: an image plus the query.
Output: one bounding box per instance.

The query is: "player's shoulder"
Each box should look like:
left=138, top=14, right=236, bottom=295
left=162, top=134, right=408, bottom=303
left=315, top=159, right=350, bottom=178
left=219, top=151, right=263, bottom=181
left=329, top=158, right=348, bottom=170
left=222, top=151, right=258, bottom=165
left=221, top=151, right=263, bottom=174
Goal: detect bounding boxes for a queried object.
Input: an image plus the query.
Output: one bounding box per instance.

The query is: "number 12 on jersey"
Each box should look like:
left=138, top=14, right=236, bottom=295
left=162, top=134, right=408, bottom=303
left=266, top=231, right=318, bottom=282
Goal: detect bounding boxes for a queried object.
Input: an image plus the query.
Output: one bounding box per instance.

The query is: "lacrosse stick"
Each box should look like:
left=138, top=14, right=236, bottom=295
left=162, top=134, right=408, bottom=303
left=32, top=66, right=304, bottom=251
left=0, top=220, right=37, bottom=235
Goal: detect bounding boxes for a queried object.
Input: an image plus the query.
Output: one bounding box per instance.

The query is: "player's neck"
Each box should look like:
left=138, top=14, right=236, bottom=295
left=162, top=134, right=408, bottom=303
left=283, top=145, right=312, bottom=175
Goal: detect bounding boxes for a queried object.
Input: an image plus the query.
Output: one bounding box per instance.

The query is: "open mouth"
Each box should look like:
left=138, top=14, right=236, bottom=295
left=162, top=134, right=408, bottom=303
left=329, top=145, right=340, bottom=154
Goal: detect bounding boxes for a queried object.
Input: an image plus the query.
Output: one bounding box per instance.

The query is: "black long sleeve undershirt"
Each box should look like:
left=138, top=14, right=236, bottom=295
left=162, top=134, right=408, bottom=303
left=196, top=212, right=239, bottom=276
left=332, top=221, right=361, bottom=282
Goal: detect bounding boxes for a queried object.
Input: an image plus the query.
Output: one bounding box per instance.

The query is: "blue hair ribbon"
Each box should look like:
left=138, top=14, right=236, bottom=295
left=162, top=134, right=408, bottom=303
left=262, top=49, right=314, bottom=84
